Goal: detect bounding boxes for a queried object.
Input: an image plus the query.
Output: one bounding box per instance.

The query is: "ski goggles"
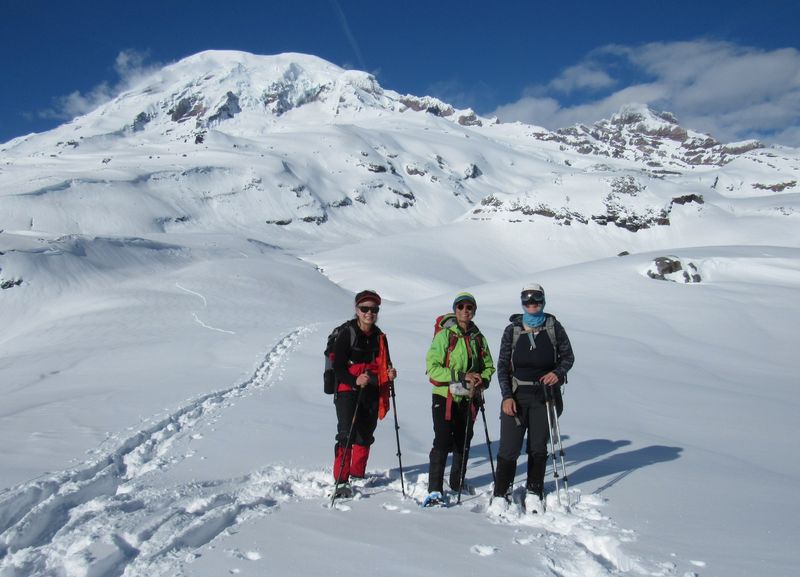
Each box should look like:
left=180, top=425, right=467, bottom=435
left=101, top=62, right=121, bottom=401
left=521, top=291, right=545, bottom=305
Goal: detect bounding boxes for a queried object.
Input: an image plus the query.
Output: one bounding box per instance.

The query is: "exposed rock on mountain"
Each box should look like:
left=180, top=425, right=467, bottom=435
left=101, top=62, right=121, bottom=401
left=533, top=103, right=763, bottom=167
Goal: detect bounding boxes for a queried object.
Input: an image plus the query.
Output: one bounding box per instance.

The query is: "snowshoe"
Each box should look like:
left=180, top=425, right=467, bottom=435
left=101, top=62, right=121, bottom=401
left=332, top=482, right=353, bottom=500
left=350, top=475, right=378, bottom=490
left=487, top=493, right=511, bottom=515
left=524, top=490, right=545, bottom=514
left=421, top=491, right=446, bottom=508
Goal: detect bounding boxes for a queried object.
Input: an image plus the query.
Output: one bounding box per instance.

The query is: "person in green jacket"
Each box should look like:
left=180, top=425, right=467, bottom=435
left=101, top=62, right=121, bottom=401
left=422, top=292, right=495, bottom=507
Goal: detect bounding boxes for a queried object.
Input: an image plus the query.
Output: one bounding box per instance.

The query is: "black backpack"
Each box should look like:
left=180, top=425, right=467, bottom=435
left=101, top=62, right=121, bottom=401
left=323, top=321, right=356, bottom=394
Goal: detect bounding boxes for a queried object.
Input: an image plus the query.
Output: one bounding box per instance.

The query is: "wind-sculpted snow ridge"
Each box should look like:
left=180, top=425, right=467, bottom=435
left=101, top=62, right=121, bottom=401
left=0, top=327, right=310, bottom=576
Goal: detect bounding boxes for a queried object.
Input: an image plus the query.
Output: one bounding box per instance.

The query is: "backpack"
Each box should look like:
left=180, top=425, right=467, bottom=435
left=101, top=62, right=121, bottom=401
left=323, top=321, right=356, bottom=394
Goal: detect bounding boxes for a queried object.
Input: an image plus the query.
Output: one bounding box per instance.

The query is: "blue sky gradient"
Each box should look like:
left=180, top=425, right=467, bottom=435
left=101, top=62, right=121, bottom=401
left=2, top=0, right=798, bottom=145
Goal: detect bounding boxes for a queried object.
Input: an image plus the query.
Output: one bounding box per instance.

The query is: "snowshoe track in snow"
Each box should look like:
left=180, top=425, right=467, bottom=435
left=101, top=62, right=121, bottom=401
left=482, top=490, right=668, bottom=577
left=0, top=327, right=310, bottom=576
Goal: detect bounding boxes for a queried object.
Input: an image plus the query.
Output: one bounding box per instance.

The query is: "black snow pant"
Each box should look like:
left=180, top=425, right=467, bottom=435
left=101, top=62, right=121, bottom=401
left=428, top=394, right=474, bottom=494
left=494, top=387, right=552, bottom=497
left=334, top=387, right=379, bottom=447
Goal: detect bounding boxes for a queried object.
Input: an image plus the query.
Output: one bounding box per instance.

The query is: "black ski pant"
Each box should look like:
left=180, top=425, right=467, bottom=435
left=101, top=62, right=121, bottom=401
left=334, top=387, right=379, bottom=448
left=428, top=394, right=474, bottom=493
left=496, top=387, right=551, bottom=494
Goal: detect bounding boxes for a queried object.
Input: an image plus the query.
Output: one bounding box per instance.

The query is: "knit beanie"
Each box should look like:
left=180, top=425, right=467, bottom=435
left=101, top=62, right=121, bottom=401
left=452, top=292, right=477, bottom=310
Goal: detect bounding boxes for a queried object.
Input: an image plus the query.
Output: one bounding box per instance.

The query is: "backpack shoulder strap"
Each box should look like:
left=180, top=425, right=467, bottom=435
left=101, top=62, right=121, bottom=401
left=511, top=324, right=523, bottom=351
left=545, top=315, right=557, bottom=358
left=444, top=330, right=458, bottom=367
left=472, top=329, right=486, bottom=372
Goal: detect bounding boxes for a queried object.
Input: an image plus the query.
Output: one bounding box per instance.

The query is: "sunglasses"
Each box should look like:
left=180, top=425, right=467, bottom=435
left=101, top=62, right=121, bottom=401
left=456, top=303, right=475, bottom=311
left=358, top=306, right=380, bottom=314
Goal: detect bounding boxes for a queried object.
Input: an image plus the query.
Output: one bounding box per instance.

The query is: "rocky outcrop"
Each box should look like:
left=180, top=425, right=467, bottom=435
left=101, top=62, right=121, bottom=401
left=1, top=275, right=23, bottom=289
left=646, top=256, right=702, bottom=283
left=208, top=92, right=241, bottom=124
left=535, top=104, right=764, bottom=167
left=752, top=181, right=796, bottom=192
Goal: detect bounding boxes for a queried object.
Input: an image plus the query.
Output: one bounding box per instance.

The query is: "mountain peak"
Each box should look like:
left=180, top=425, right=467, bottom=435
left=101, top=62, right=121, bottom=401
left=610, top=103, right=679, bottom=130
left=9, top=50, right=488, bottom=149
left=31, top=51, right=399, bottom=144
left=531, top=103, right=763, bottom=167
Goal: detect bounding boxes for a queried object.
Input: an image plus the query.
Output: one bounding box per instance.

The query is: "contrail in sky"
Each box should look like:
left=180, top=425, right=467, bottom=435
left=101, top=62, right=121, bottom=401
left=329, top=0, right=367, bottom=70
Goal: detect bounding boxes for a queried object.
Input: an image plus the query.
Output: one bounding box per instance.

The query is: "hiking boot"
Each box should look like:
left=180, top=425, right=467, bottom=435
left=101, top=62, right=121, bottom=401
left=333, top=482, right=353, bottom=499
left=422, top=491, right=446, bottom=508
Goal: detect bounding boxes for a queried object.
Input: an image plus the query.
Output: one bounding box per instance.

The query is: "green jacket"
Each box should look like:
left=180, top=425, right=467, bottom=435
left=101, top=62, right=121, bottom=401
left=426, top=321, right=495, bottom=400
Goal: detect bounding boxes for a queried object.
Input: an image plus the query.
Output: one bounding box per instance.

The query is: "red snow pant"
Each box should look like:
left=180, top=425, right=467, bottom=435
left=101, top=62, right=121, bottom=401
left=333, top=388, right=378, bottom=481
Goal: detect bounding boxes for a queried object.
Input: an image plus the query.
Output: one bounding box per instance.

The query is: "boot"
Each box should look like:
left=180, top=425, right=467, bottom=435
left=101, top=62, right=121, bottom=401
left=493, top=456, right=517, bottom=499
left=449, top=449, right=469, bottom=492
left=526, top=452, right=548, bottom=498
left=427, top=449, right=447, bottom=494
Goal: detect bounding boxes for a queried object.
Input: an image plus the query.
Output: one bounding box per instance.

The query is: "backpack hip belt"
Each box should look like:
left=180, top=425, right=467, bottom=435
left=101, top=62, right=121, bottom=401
left=511, top=376, right=538, bottom=393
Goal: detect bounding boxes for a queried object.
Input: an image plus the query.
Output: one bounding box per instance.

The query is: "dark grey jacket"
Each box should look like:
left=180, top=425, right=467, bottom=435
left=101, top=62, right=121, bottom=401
left=496, top=313, right=575, bottom=400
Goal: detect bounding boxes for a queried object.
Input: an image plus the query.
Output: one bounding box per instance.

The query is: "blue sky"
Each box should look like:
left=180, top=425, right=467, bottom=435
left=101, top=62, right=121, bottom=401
left=2, top=0, right=799, bottom=145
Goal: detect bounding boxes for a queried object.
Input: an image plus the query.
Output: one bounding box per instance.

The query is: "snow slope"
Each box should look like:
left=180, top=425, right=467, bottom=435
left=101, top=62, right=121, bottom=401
left=1, top=51, right=798, bottom=577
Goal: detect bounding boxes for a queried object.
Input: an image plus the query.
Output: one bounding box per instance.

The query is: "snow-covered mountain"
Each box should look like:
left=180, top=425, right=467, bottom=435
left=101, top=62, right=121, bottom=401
left=1, top=50, right=797, bottom=249
left=0, top=51, right=798, bottom=577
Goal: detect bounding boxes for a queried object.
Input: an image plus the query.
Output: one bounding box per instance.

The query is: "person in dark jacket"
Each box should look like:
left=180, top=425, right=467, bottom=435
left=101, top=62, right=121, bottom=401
left=492, top=283, right=574, bottom=512
left=332, top=289, right=397, bottom=498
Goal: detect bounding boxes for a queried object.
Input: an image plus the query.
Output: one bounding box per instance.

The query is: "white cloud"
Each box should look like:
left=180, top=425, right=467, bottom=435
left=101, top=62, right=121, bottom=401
left=495, top=83, right=667, bottom=132
left=547, top=63, right=616, bottom=94
left=493, top=40, right=800, bottom=146
left=39, top=84, right=114, bottom=120
left=39, top=49, right=161, bottom=121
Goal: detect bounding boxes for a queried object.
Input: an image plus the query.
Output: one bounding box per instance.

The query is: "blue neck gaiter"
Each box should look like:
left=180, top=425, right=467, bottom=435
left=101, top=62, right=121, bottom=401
left=523, top=304, right=546, bottom=327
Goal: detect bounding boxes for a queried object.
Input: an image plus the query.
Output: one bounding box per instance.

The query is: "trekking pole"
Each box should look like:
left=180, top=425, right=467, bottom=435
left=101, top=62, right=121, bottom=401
left=478, top=390, right=496, bottom=486
left=389, top=380, right=406, bottom=497
left=331, top=385, right=364, bottom=507
left=549, top=387, right=570, bottom=505
left=456, top=393, right=473, bottom=505
left=542, top=385, right=562, bottom=507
